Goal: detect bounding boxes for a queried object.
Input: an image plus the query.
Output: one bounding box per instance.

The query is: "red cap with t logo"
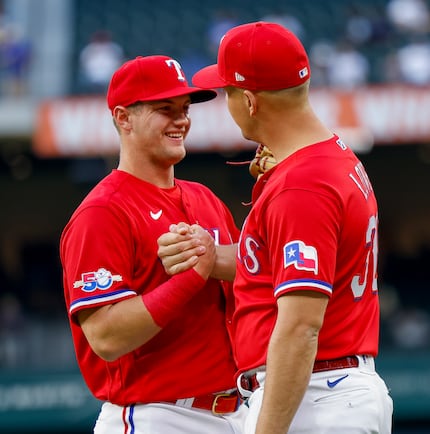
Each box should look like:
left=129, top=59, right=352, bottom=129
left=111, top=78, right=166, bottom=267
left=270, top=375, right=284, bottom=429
left=107, top=55, right=217, bottom=112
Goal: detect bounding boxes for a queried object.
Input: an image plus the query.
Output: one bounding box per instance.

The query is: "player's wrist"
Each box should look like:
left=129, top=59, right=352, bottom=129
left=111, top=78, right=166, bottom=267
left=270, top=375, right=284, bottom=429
left=142, top=268, right=207, bottom=327
left=192, top=258, right=215, bottom=280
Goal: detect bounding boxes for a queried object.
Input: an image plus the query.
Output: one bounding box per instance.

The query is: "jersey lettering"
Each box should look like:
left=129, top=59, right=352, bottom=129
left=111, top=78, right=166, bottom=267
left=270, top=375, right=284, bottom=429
left=238, top=234, right=260, bottom=274
left=351, top=215, right=378, bottom=299
left=206, top=228, right=220, bottom=246
left=165, top=59, right=186, bottom=82
left=349, top=162, right=373, bottom=200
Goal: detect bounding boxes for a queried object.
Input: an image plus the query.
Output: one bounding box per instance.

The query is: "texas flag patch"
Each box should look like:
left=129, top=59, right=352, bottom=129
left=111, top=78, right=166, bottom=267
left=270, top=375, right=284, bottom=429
left=283, top=240, right=318, bottom=274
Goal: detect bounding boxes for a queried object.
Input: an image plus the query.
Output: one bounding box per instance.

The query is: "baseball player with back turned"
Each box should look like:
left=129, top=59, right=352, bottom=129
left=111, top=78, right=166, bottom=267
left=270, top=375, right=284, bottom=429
left=60, top=55, right=246, bottom=434
left=160, top=21, right=394, bottom=434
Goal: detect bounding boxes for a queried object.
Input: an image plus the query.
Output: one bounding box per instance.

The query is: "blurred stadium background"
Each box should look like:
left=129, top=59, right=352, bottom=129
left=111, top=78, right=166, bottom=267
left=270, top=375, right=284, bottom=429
left=0, top=0, right=429, bottom=432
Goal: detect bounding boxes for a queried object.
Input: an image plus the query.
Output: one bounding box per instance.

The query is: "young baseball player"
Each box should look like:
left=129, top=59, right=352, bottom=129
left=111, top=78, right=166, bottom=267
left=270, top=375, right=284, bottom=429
left=161, top=21, right=394, bottom=434
left=60, top=55, right=245, bottom=434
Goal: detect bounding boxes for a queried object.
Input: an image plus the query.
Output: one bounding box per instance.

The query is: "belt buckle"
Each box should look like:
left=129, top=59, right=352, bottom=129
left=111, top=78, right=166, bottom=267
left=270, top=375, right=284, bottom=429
left=211, top=393, right=233, bottom=415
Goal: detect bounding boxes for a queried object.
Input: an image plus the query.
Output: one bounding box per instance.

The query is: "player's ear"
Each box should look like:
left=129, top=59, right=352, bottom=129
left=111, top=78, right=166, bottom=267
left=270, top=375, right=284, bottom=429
left=113, top=105, right=132, bottom=132
left=243, top=90, right=258, bottom=116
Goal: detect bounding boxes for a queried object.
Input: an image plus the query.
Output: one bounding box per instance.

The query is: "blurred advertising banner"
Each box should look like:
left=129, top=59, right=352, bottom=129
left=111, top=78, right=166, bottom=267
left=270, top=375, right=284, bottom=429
left=33, top=85, right=430, bottom=157
left=0, top=370, right=100, bottom=432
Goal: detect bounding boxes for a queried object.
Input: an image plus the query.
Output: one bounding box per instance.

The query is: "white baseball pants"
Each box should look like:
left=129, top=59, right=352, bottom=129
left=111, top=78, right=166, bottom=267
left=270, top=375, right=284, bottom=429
left=239, top=355, right=393, bottom=434
left=93, top=400, right=247, bottom=434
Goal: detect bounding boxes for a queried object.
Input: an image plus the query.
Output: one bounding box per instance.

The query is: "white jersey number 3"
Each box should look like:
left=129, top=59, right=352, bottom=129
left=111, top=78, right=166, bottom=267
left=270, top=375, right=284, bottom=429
left=351, top=215, right=378, bottom=299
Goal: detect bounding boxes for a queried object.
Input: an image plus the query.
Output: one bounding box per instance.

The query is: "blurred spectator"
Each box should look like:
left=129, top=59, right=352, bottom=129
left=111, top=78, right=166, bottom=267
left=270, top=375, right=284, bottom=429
left=390, top=308, right=430, bottom=349
left=308, top=39, right=337, bottom=86
left=0, top=22, right=31, bottom=96
left=345, top=11, right=374, bottom=46
left=77, top=30, right=124, bottom=94
left=326, top=40, right=370, bottom=89
left=260, top=9, right=306, bottom=41
left=206, top=9, right=240, bottom=61
left=344, top=4, right=391, bottom=46
left=386, top=0, right=430, bottom=34
left=392, top=36, right=430, bottom=85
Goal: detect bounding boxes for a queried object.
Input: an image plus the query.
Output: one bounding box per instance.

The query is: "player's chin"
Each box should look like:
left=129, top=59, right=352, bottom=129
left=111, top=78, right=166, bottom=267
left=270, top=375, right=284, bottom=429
left=173, top=142, right=186, bottom=156
left=239, top=127, right=255, bottom=143
left=166, top=147, right=186, bottom=165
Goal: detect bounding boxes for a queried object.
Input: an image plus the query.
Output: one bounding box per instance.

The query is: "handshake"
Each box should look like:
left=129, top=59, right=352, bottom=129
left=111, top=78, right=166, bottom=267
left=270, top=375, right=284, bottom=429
left=157, top=223, right=236, bottom=282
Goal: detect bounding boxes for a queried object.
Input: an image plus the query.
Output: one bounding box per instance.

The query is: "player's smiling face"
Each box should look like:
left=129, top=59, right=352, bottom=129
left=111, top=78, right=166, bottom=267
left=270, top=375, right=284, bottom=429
left=130, top=95, right=192, bottom=165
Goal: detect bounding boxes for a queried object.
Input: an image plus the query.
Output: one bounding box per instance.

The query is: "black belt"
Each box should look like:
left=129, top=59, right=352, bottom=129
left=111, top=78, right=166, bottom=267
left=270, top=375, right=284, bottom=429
left=240, top=356, right=359, bottom=392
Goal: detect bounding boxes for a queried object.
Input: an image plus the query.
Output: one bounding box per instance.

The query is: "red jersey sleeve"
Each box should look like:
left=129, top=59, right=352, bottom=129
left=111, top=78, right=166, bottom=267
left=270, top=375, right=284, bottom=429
left=265, top=188, right=341, bottom=298
left=61, top=205, right=136, bottom=321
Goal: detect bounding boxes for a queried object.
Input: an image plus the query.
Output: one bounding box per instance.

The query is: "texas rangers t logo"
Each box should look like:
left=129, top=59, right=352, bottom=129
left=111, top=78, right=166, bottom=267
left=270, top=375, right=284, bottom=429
left=284, top=240, right=318, bottom=274
left=165, top=59, right=186, bottom=82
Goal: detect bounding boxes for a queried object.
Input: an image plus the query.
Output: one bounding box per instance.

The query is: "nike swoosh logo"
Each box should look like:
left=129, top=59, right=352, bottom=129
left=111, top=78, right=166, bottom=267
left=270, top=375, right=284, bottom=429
left=327, top=374, right=349, bottom=388
left=150, top=210, right=163, bottom=220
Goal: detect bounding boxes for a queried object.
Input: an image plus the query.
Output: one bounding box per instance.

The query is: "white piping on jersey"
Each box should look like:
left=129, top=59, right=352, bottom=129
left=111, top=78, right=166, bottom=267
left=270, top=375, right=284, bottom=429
left=274, top=279, right=332, bottom=297
left=69, top=289, right=136, bottom=314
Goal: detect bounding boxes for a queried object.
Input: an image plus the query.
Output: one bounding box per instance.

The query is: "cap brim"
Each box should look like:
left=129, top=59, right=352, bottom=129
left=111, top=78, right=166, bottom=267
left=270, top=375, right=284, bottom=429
left=160, top=87, right=217, bottom=104
left=131, top=86, right=217, bottom=105
left=188, top=88, right=217, bottom=104
left=192, top=65, right=227, bottom=89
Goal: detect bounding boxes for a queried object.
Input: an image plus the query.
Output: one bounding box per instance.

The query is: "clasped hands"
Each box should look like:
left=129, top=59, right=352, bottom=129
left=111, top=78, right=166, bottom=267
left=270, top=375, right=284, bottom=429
left=157, top=222, right=216, bottom=280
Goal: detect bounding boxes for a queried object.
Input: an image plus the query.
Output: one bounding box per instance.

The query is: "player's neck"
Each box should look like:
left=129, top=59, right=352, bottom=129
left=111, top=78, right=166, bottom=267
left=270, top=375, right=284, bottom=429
left=118, top=157, right=175, bottom=188
left=265, top=111, right=333, bottom=162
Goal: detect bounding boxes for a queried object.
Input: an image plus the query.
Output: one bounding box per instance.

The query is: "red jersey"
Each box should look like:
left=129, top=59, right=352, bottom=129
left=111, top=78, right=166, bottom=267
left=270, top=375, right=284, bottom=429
left=233, top=136, right=380, bottom=374
left=60, top=170, right=239, bottom=405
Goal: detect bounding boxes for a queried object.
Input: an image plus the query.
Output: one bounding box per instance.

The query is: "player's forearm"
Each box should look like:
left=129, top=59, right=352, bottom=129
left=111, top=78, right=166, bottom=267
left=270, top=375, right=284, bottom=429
left=256, top=294, right=326, bottom=434
left=78, top=296, right=161, bottom=361
left=256, top=321, right=317, bottom=434
left=211, top=243, right=237, bottom=281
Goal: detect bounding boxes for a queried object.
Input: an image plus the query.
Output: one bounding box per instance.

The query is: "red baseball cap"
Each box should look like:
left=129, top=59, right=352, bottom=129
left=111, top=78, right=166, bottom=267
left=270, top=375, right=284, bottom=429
left=107, top=55, right=217, bottom=111
left=192, top=21, right=310, bottom=91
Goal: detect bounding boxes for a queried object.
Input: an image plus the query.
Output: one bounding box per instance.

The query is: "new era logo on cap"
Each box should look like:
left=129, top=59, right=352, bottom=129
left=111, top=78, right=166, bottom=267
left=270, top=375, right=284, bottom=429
left=192, top=21, right=311, bottom=91
left=235, top=72, right=245, bottom=82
